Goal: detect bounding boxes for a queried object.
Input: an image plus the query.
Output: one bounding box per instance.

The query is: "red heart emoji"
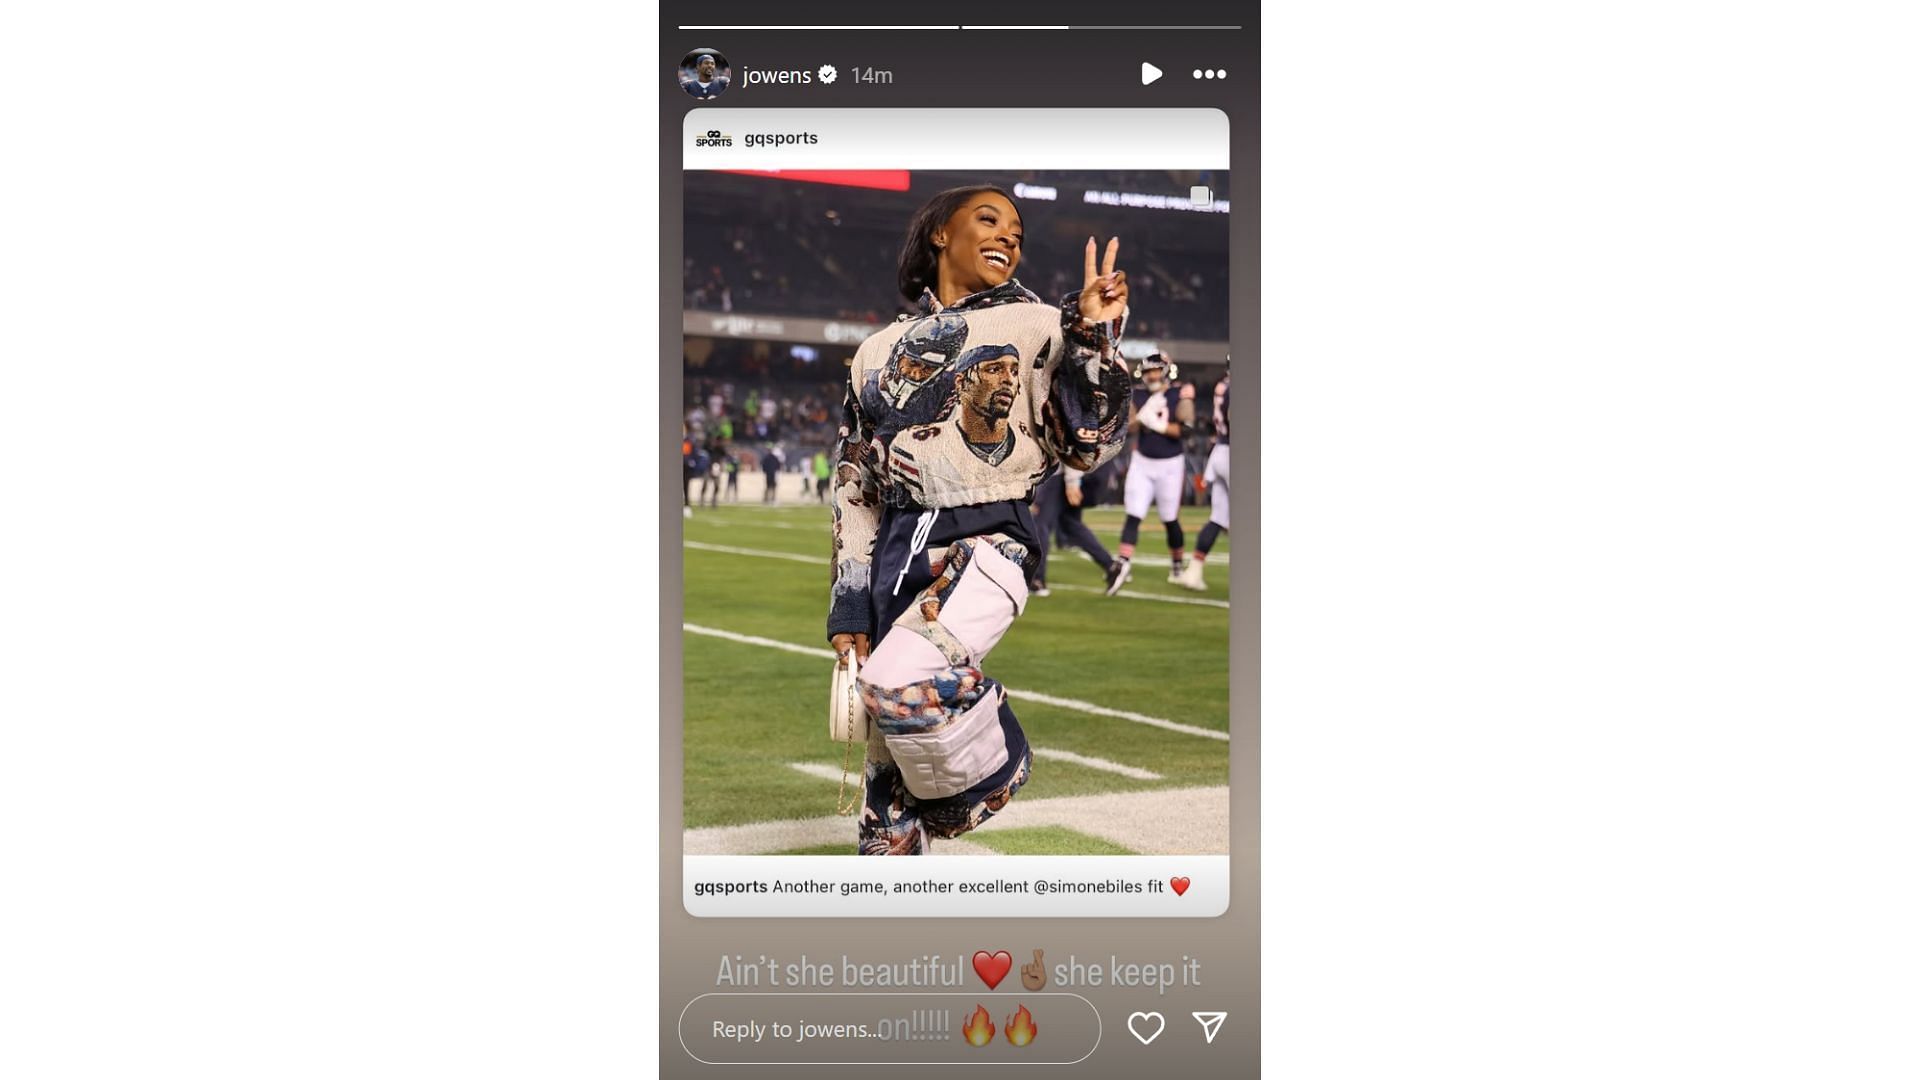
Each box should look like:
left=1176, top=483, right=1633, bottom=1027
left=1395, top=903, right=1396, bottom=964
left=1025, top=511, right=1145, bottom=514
left=1170, top=877, right=1191, bottom=896
left=972, top=950, right=1013, bottom=989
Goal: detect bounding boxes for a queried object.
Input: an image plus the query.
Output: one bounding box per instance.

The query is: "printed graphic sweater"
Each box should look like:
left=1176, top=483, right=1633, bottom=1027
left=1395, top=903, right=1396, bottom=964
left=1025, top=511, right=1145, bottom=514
left=827, top=281, right=1133, bottom=639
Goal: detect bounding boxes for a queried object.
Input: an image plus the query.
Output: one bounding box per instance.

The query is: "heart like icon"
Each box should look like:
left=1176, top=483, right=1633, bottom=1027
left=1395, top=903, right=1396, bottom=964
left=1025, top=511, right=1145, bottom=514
left=1128, top=1011, right=1166, bottom=1045
left=1170, top=877, right=1191, bottom=896
left=972, top=950, right=1013, bottom=990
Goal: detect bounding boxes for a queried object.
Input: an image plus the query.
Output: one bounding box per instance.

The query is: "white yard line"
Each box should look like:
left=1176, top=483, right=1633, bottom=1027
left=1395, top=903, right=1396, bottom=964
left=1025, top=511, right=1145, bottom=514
left=687, top=504, right=826, bottom=514
left=688, top=516, right=807, bottom=529
left=685, top=623, right=1229, bottom=743
left=692, top=520, right=1231, bottom=566
left=688, top=623, right=837, bottom=660
left=1066, top=548, right=1231, bottom=568
left=684, top=785, right=1230, bottom=856
left=1044, top=581, right=1229, bottom=609
left=684, top=540, right=825, bottom=564
left=792, top=750, right=1159, bottom=784
left=1002, top=687, right=1230, bottom=741
left=691, top=503, right=1228, bottom=568
left=1027, top=747, right=1164, bottom=780
left=684, top=541, right=1229, bottom=607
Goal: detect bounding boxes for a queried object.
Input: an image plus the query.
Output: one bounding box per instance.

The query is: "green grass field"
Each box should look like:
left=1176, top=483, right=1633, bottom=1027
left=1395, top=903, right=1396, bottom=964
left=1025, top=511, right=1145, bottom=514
left=680, top=501, right=1231, bottom=855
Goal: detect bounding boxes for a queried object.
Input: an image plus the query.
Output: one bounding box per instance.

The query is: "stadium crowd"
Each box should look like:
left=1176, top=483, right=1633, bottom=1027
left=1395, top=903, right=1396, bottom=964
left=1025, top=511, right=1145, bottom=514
left=681, top=374, right=841, bottom=510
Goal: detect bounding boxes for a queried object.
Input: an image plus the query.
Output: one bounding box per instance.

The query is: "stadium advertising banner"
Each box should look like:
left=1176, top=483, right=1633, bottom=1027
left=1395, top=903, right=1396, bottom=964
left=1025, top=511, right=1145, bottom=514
left=680, top=110, right=1233, bottom=916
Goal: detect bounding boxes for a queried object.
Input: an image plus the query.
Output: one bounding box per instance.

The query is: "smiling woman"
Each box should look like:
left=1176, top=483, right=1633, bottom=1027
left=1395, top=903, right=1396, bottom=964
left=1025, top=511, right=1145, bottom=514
left=825, top=184, right=1137, bottom=855
left=896, top=185, right=1027, bottom=304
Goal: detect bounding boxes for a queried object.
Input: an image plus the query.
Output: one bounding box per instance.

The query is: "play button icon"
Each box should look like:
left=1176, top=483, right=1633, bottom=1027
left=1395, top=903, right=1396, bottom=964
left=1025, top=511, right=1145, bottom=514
left=1141, top=61, right=1163, bottom=86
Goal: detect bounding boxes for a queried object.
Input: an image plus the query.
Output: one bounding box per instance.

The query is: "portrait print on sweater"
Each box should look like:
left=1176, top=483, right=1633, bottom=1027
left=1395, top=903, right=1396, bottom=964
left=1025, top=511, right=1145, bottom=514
left=827, top=279, right=1131, bottom=641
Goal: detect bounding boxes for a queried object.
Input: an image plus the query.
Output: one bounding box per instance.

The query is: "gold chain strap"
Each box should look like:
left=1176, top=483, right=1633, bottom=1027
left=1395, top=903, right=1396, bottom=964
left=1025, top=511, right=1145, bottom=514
left=834, top=731, right=864, bottom=816
left=834, top=657, right=864, bottom=816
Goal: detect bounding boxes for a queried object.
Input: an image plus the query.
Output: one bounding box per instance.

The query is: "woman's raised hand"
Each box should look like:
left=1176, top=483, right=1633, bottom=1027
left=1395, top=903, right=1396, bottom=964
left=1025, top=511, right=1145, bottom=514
left=1078, top=236, right=1128, bottom=324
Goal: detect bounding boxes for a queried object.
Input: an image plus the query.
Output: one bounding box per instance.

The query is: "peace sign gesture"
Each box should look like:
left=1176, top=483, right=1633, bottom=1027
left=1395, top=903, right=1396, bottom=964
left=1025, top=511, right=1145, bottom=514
left=1077, top=236, right=1128, bottom=325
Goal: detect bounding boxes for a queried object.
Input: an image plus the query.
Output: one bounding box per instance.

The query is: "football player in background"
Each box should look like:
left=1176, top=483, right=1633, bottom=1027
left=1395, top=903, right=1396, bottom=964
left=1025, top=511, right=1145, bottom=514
left=701, top=441, right=725, bottom=508
left=759, top=444, right=782, bottom=504
left=1030, top=464, right=1118, bottom=596
left=1108, top=352, right=1195, bottom=594
left=1176, top=367, right=1229, bottom=591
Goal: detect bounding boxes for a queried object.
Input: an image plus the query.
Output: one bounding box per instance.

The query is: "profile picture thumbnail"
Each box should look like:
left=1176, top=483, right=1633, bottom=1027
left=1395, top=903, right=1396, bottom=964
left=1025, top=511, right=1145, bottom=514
left=679, top=48, right=731, bottom=100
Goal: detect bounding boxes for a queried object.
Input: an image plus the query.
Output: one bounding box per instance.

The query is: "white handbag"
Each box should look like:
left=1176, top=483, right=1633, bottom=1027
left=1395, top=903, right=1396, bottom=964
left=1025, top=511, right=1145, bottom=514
left=829, top=652, right=870, bottom=743
left=828, top=652, right=868, bottom=816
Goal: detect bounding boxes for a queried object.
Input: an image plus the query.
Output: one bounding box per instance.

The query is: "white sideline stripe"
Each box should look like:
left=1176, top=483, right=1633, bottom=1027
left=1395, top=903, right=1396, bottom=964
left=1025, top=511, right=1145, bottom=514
left=685, top=541, right=1230, bottom=607
left=684, top=785, right=1230, bottom=856
left=921, top=838, right=998, bottom=856
left=1045, top=582, right=1229, bottom=609
left=684, top=623, right=1230, bottom=743
left=792, top=750, right=1160, bottom=783
left=756, top=776, right=1001, bottom=857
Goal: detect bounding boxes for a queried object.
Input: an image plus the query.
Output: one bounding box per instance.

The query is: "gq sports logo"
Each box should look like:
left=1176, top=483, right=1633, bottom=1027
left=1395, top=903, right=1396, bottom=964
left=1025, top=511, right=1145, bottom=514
left=692, top=129, right=821, bottom=149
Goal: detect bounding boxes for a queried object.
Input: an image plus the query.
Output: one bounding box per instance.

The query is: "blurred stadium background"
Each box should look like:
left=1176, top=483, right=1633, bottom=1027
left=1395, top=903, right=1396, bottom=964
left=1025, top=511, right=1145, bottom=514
left=681, top=169, right=1232, bottom=856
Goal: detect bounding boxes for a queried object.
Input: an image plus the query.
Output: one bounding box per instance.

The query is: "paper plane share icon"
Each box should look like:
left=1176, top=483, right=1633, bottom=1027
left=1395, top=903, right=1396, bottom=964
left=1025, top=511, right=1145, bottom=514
left=1192, top=1011, right=1227, bottom=1044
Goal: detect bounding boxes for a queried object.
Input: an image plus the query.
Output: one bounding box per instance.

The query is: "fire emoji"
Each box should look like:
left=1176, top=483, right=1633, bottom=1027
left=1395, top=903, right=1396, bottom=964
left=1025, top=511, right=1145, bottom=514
left=961, top=1004, right=995, bottom=1047
left=1005, top=1004, right=1038, bottom=1047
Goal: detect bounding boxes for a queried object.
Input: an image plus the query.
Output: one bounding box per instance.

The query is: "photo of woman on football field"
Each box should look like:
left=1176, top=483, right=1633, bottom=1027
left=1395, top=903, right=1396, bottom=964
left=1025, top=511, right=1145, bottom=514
left=828, top=185, right=1134, bottom=854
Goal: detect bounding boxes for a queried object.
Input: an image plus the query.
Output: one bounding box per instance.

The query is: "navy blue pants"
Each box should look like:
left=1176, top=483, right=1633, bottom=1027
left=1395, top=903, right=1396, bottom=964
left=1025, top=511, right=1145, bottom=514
left=856, top=501, right=1037, bottom=854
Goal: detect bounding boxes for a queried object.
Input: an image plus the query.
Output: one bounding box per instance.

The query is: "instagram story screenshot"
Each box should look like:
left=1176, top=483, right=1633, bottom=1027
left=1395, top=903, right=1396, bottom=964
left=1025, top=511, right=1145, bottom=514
left=11, top=2, right=1920, bottom=1078
left=659, top=5, right=1260, bottom=1076
left=12, top=1, right=1919, bottom=1078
